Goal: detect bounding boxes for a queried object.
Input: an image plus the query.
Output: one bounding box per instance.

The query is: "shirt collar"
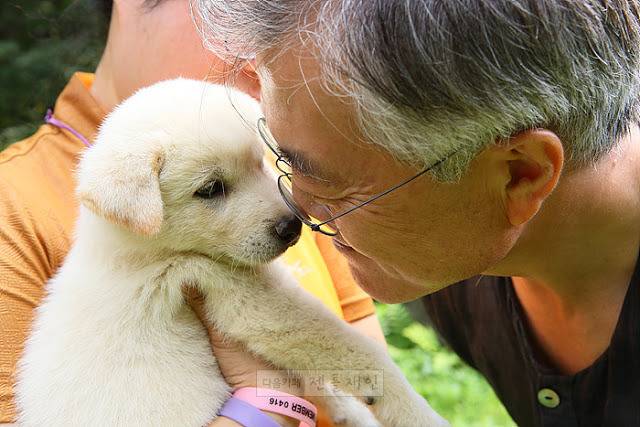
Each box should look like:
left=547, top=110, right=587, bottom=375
left=52, top=72, right=106, bottom=147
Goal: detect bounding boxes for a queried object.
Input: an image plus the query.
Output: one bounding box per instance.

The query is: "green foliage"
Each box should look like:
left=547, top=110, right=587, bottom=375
left=376, top=303, right=516, bottom=427
left=0, top=1, right=105, bottom=149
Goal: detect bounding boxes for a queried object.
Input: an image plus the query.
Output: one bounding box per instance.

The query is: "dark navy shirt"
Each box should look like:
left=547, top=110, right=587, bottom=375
left=421, top=262, right=640, bottom=426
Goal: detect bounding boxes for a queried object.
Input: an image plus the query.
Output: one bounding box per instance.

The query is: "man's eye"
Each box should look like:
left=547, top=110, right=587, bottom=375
left=194, top=180, right=226, bottom=199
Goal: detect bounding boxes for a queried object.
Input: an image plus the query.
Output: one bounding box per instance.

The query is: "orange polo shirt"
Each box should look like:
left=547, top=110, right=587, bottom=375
left=0, top=72, right=374, bottom=423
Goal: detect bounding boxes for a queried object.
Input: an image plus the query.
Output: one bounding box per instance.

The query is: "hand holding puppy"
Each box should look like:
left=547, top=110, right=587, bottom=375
left=183, top=286, right=300, bottom=427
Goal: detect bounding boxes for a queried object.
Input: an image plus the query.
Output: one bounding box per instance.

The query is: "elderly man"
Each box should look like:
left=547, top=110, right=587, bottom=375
left=194, top=1, right=640, bottom=426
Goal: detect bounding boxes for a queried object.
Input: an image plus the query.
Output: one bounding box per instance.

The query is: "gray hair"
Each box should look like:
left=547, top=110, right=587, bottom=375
left=195, top=0, right=640, bottom=180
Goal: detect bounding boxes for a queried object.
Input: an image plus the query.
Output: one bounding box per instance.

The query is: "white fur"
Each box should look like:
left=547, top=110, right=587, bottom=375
left=15, top=79, right=448, bottom=427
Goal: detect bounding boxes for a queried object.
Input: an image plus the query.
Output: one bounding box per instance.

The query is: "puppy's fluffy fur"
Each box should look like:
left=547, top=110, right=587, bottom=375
left=15, top=79, right=447, bottom=427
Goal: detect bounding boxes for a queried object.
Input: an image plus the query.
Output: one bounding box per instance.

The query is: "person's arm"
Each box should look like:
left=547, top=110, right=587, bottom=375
left=209, top=417, right=242, bottom=426
left=209, top=414, right=296, bottom=426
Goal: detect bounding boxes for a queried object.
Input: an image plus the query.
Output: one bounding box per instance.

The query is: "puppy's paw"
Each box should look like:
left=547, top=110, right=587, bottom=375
left=315, top=387, right=381, bottom=427
left=371, top=393, right=450, bottom=427
left=413, top=410, right=450, bottom=427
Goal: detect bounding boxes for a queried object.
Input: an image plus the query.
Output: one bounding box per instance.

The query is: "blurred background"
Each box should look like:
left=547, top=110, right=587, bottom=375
left=376, top=303, right=514, bottom=426
left=1, top=1, right=515, bottom=425
left=0, top=0, right=104, bottom=149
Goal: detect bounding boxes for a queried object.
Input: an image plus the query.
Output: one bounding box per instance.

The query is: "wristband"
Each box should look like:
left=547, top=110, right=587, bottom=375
left=233, top=387, right=317, bottom=427
left=218, top=396, right=280, bottom=427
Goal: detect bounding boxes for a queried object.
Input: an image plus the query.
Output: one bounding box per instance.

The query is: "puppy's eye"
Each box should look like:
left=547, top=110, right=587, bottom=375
left=195, top=180, right=226, bottom=199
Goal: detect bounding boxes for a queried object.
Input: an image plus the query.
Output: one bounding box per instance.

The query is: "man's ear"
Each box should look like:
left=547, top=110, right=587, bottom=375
left=494, top=129, right=564, bottom=226
left=76, top=134, right=166, bottom=236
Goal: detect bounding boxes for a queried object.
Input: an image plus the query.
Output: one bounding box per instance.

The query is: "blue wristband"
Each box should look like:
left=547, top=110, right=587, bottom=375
left=218, top=396, right=281, bottom=427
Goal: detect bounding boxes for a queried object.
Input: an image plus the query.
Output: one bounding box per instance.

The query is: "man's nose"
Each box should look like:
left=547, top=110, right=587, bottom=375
left=274, top=215, right=302, bottom=246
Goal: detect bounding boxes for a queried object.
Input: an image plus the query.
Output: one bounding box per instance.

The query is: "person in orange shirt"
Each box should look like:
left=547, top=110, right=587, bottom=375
left=0, top=1, right=385, bottom=425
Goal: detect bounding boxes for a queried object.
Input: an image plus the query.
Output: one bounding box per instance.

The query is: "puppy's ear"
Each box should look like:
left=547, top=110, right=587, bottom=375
left=76, top=132, right=166, bottom=236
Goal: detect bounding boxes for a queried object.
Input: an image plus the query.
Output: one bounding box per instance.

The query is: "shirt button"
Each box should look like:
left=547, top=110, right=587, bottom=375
left=537, top=388, right=560, bottom=408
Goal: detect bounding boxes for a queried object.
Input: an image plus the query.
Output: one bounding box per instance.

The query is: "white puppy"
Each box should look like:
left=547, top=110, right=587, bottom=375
left=15, top=79, right=447, bottom=427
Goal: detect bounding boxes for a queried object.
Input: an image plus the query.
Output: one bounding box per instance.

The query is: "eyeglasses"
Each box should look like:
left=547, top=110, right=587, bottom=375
left=257, top=117, right=451, bottom=236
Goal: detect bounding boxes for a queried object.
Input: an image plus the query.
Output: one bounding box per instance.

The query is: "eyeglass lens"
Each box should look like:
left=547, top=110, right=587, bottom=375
left=277, top=175, right=338, bottom=236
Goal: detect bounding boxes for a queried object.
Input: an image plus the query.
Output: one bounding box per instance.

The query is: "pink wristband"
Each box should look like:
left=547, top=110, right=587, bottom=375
left=233, top=387, right=317, bottom=427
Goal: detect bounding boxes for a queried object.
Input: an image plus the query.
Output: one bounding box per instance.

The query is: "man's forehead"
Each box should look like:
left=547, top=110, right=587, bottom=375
left=256, top=50, right=367, bottom=182
left=256, top=46, right=321, bottom=84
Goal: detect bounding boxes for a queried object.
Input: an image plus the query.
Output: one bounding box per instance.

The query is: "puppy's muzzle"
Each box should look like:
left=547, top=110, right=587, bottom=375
left=274, top=215, right=302, bottom=247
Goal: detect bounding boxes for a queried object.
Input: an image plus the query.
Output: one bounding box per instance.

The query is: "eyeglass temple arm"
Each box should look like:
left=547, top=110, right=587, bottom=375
left=260, top=116, right=455, bottom=230
left=312, top=168, right=429, bottom=227
left=257, top=118, right=281, bottom=158
left=314, top=155, right=452, bottom=228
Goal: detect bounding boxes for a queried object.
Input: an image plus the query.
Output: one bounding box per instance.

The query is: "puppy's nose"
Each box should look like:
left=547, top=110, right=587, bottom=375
left=274, top=215, right=302, bottom=247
